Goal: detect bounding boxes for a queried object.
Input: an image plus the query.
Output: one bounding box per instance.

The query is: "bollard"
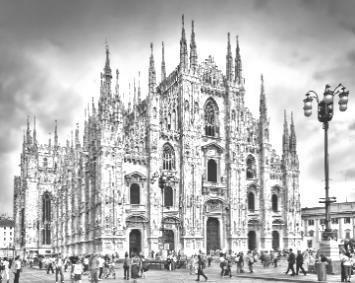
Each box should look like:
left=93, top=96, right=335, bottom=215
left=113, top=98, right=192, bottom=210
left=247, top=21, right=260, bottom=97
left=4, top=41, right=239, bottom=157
left=315, top=261, right=327, bottom=281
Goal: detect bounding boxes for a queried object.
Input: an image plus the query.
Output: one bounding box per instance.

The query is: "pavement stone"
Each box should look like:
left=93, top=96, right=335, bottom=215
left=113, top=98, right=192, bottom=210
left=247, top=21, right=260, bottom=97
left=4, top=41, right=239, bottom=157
left=9, top=259, right=344, bottom=283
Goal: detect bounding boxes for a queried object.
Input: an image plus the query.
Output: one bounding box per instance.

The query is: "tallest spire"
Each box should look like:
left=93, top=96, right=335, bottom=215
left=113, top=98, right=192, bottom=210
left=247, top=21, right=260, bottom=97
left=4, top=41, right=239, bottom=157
left=259, top=74, right=267, bottom=120
left=148, top=43, right=156, bottom=96
left=234, top=36, right=242, bottom=83
left=179, top=14, right=188, bottom=71
left=226, top=32, right=233, bottom=81
left=290, top=112, right=297, bottom=154
left=161, top=42, right=166, bottom=81
left=282, top=110, right=289, bottom=154
left=190, top=20, right=197, bottom=70
left=104, top=41, right=112, bottom=81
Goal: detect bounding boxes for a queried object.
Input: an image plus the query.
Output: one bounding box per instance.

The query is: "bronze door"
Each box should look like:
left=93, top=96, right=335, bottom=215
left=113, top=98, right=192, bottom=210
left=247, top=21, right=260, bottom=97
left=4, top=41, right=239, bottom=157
left=206, top=217, right=220, bottom=253
left=129, top=229, right=141, bottom=256
left=248, top=231, right=256, bottom=251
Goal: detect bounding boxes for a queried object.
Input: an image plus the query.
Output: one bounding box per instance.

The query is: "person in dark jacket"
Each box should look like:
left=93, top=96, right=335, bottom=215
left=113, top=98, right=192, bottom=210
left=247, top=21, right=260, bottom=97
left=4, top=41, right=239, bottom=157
left=195, top=255, right=208, bottom=281
left=296, top=250, right=307, bottom=275
left=285, top=249, right=296, bottom=276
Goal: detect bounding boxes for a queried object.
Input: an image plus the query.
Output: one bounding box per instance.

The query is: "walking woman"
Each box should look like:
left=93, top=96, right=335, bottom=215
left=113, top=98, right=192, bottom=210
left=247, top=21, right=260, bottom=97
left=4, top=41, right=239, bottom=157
left=123, top=252, right=131, bottom=280
left=195, top=254, right=208, bottom=281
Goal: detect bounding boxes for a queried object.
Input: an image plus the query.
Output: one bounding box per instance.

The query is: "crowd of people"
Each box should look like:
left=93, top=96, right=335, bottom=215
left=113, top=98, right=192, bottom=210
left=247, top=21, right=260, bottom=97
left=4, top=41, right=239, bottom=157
left=1, top=246, right=354, bottom=282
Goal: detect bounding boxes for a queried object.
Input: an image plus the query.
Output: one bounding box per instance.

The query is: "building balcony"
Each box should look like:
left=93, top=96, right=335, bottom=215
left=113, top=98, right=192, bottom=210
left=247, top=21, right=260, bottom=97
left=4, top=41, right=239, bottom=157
left=202, top=183, right=227, bottom=197
left=125, top=204, right=147, bottom=213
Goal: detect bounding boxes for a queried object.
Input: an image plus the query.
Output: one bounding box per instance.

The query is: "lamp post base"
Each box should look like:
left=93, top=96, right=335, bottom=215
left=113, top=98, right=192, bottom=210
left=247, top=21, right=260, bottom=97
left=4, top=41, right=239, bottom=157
left=319, top=239, right=341, bottom=274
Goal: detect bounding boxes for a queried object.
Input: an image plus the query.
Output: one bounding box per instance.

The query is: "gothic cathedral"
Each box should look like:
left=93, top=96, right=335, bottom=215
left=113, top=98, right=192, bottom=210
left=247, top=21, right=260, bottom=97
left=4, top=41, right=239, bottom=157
left=14, top=16, right=302, bottom=258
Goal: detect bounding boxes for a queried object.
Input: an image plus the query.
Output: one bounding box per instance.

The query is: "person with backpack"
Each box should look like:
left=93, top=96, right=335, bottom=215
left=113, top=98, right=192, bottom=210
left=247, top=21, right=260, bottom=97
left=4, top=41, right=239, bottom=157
left=123, top=252, right=131, bottom=280
left=195, top=254, right=208, bottom=281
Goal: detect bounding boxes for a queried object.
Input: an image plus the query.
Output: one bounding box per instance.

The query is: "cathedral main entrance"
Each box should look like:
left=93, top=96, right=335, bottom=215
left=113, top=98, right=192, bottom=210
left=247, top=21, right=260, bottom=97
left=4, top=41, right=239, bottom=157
left=129, top=229, right=141, bottom=256
left=206, top=217, right=220, bottom=253
left=163, top=229, right=175, bottom=251
left=248, top=231, right=256, bottom=251
left=272, top=231, right=280, bottom=250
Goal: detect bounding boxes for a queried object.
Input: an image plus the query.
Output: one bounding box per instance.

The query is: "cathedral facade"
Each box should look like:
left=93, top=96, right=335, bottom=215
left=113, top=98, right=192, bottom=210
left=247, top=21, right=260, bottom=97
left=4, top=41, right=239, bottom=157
left=14, top=17, right=302, bottom=258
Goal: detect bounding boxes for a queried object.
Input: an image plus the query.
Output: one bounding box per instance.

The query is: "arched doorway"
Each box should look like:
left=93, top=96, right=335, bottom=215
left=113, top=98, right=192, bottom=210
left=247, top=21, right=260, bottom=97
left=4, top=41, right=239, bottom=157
left=207, top=217, right=220, bottom=253
left=272, top=231, right=280, bottom=250
left=248, top=231, right=256, bottom=251
left=129, top=229, right=141, bottom=256
left=163, top=229, right=174, bottom=251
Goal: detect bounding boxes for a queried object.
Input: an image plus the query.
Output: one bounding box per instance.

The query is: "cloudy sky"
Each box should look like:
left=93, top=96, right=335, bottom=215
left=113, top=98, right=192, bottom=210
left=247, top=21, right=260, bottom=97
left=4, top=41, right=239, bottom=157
left=0, top=0, right=354, bottom=215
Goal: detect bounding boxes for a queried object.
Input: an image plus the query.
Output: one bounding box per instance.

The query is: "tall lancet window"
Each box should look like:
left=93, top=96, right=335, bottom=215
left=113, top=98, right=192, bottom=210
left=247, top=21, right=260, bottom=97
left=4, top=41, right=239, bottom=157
left=130, top=183, right=140, bottom=205
left=42, top=192, right=51, bottom=245
left=204, top=99, right=219, bottom=137
left=207, top=159, right=217, bottom=182
left=248, top=192, right=255, bottom=211
left=163, top=143, right=175, bottom=170
left=246, top=155, right=256, bottom=179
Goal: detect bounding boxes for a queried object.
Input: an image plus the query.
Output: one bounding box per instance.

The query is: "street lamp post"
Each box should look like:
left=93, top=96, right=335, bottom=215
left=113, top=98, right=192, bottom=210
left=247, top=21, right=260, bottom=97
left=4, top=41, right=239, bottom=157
left=303, top=84, right=349, bottom=238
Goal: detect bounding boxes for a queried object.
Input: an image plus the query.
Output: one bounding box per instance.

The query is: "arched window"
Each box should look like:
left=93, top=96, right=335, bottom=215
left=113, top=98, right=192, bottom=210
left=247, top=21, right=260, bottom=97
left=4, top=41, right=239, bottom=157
left=164, top=186, right=173, bottom=207
left=248, top=192, right=255, bottom=211
left=42, top=192, right=51, bottom=245
left=130, top=183, right=140, bottom=204
left=172, top=110, right=176, bottom=130
left=163, top=143, right=175, bottom=170
left=204, top=99, right=219, bottom=137
left=207, top=159, right=217, bottom=182
left=272, top=194, right=278, bottom=212
left=246, top=155, right=256, bottom=179
left=43, top=157, right=48, bottom=168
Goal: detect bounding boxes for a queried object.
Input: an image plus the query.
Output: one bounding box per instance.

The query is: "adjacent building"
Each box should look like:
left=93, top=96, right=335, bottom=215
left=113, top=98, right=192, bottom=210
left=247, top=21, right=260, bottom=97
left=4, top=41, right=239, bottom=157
left=0, top=216, right=15, bottom=258
left=302, top=202, right=355, bottom=250
left=14, top=16, right=302, bottom=258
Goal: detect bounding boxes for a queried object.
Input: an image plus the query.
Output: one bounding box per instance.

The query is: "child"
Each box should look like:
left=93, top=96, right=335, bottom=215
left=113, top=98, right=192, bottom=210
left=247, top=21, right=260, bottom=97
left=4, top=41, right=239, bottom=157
left=72, top=257, right=83, bottom=283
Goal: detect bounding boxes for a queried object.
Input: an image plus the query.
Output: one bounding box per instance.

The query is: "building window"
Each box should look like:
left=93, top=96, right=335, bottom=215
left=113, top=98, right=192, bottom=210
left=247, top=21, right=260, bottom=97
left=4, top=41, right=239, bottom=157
left=163, top=143, right=175, bottom=170
left=248, top=192, right=255, bottom=211
left=42, top=192, right=51, bottom=245
left=204, top=98, right=219, bottom=137
left=307, top=240, right=313, bottom=248
left=320, top=219, right=326, bottom=225
left=164, top=186, right=173, bottom=207
left=207, top=159, right=217, bottom=182
left=130, top=183, right=140, bottom=205
left=309, top=230, right=314, bottom=237
left=246, top=155, right=256, bottom=179
left=272, top=194, right=278, bottom=212
left=344, top=217, right=351, bottom=224
left=345, top=230, right=351, bottom=239
left=308, top=219, right=314, bottom=226
left=331, top=218, right=338, bottom=224
left=43, top=157, right=48, bottom=168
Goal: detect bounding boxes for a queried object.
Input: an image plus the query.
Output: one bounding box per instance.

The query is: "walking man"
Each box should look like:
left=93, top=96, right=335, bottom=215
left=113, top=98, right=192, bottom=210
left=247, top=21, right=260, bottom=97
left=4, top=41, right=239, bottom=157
left=13, top=256, right=22, bottom=283
left=285, top=249, right=296, bottom=276
left=195, top=254, right=208, bottom=281
left=55, top=253, right=65, bottom=283
left=296, top=250, right=307, bottom=275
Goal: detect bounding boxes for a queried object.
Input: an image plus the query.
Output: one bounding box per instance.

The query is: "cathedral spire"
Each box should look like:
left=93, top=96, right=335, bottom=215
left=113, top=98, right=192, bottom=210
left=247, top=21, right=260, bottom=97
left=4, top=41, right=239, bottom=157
left=235, top=36, right=242, bottom=83
left=54, top=120, right=58, bottom=148
left=226, top=32, right=233, bottom=81
left=282, top=110, right=289, bottom=154
left=259, top=74, right=267, bottom=120
left=190, top=20, right=197, bottom=71
left=138, top=71, right=141, bottom=103
left=179, top=14, right=188, bottom=71
left=104, top=41, right=112, bottom=82
left=161, top=42, right=166, bottom=81
left=75, top=123, right=80, bottom=149
left=290, top=112, right=297, bottom=154
left=115, top=69, right=120, bottom=100
left=148, top=43, right=156, bottom=97
left=33, top=115, right=37, bottom=144
left=26, top=115, right=32, bottom=144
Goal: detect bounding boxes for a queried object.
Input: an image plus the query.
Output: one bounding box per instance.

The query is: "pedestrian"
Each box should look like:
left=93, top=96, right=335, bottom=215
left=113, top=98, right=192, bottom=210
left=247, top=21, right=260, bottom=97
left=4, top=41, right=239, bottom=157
left=123, top=252, right=130, bottom=280
left=12, top=256, right=22, bottom=283
left=340, top=251, right=352, bottom=282
left=89, top=254, right=99, bottom=283
left=247, top=251, right=255, bottom=273
left=1, top=257, right=9, bottom=283
left=285, top=248, right=296, bottom=276
left=131, top=253, right=140, bottom=279
left=195, top=254, right=208, bottom=281
left=296, top=250, right=307, bottom=275
left=207, top=252, right=212, bottom=267
left=72, top=257, right=83, bottom=283
left=83, top=256, right=89, bottom=275
left=97, top=255, right=105, bottom=280
left=55, top=253, right=65, bottom=283
left=236, top=252, right=244, bottom=273
left=219, top=253, right=225, bottom=277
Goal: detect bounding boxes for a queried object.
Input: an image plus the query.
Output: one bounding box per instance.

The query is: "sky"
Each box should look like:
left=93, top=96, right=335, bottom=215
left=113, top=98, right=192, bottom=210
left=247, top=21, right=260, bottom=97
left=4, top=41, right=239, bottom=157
left=0, top=0, right=354, bottom=215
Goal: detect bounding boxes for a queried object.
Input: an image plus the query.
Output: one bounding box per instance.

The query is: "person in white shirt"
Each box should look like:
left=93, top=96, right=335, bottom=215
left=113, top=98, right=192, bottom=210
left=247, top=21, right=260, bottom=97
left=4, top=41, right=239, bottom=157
left=98, top=255, right=105, bottom=280
left=55, top=253, right=64, bottom=283
left=2, top=257, right=10, bottom=283
left=72, top=257, right=83, bottom=283
left=13, top=256, right=21, bottom=283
